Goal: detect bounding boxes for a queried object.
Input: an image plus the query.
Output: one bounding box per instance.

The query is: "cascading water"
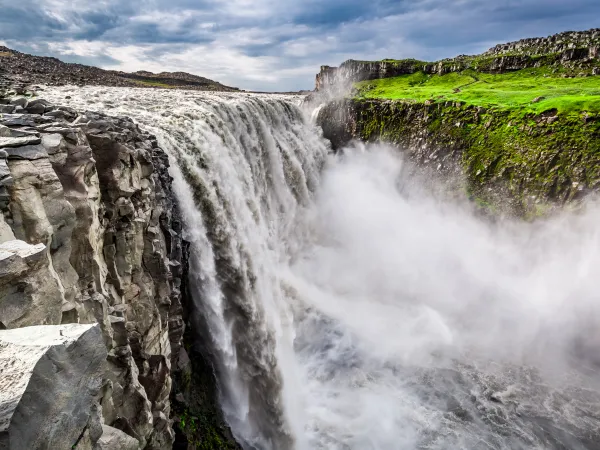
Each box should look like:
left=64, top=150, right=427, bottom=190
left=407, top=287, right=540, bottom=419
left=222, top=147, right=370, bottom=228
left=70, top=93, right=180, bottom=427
left=46, top=87, right=600, bottom=450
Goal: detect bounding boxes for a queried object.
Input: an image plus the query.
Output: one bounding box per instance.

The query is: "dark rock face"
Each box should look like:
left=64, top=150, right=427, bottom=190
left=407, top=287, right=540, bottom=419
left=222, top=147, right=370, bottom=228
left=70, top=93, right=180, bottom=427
left=0, top=89, right=188, bottom=449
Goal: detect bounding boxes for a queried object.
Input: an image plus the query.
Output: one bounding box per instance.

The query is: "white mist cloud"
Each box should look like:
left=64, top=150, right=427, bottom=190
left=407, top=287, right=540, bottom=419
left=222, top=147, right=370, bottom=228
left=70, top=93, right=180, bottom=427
left=287, top=143, right=600, bottom=449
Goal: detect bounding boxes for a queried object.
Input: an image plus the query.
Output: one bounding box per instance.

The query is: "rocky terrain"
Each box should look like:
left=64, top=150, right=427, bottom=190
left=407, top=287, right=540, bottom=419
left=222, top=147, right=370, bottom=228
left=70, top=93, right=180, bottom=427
left=0, top=85, right=197, bottom=449
left=0, top=46, right=239, bottom=92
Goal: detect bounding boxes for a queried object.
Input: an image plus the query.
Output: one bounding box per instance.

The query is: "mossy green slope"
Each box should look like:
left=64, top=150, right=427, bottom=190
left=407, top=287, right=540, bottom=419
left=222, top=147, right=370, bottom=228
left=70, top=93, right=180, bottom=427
left=345, top=97, right=600, bottom=216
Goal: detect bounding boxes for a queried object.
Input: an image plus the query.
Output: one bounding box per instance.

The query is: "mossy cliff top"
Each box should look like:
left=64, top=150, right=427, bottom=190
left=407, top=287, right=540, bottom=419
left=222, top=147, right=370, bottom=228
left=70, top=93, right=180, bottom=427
left=314, top=28, right=600, bottom=217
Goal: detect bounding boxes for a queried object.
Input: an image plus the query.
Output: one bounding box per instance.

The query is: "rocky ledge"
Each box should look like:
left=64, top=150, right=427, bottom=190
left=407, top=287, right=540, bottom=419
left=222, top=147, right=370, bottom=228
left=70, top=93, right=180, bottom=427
left=0, top=90, right=186, bottom=449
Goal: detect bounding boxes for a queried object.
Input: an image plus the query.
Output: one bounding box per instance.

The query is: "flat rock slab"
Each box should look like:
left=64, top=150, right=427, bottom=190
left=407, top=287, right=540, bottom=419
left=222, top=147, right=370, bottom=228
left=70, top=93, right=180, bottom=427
left=0, top=136, right=41, bottom=148
left=3, top=144, right=48, bottom=160
left=0, top=324, right=106, bottom=450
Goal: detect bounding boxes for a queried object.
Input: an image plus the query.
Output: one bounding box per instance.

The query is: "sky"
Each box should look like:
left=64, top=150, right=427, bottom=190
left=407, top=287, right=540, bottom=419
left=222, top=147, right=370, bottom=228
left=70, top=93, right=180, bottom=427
left=0, top=0, right=599, bottom=92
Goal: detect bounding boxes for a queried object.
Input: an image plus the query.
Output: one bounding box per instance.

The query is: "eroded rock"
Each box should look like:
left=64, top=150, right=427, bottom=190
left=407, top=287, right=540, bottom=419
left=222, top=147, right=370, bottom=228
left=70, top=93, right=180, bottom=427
left=0, top=94, right=185, bottom=448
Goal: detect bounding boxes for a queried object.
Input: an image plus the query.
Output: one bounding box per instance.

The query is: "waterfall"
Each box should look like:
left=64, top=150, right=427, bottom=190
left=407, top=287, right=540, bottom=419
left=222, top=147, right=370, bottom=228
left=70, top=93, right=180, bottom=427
left=46, top=87, right=600, bottom=450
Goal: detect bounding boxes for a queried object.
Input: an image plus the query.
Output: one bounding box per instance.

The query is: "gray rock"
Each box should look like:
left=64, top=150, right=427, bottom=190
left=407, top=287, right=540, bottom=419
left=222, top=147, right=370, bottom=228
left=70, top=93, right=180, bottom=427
left=0, top=115, right=49, bottom=127
left=95, top=425, right=140, bottom=450
left=0, top=324, right=106, bottom=450
left=0, top=106, right=186, bottom=449
left=9, top=98, right=27, bottom=108
left=40, top=133, right=64, bottom=154
left=0, top=105, right=15, bottom=114
left=25, top=103, right=45, bottom=115
left=4, top=144, right=48, bottom=160
left=0, top=240, right=62, bottom=328
left=0, top=136, right=42, bottom=148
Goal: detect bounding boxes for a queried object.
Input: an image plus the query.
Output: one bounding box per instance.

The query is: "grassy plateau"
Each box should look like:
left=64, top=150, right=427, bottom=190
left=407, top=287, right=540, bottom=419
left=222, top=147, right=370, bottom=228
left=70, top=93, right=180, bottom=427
left=354, top=68, right=600, bottom=114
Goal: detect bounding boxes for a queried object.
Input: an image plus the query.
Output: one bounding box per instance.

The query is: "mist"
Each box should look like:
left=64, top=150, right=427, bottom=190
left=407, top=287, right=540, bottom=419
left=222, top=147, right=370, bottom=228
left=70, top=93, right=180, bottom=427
left=284, top=142, right=600, bottom=449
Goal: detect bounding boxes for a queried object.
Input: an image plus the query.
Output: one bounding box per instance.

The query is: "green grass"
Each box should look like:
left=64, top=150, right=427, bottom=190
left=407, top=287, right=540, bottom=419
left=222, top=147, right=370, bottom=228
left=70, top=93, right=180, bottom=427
left=354, top=68, right=600, bottom=114
left=130, top=79, right=174, bottom=88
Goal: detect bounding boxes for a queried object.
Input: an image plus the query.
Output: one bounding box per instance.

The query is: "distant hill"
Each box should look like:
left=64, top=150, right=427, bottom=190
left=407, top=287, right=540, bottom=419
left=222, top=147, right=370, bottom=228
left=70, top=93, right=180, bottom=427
left=0, top=46, right=240, bottom=91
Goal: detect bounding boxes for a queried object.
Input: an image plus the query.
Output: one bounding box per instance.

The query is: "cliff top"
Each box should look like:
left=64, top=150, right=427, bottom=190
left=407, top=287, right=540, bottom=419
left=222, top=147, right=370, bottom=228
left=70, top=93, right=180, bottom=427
left=483, top=28, right=600, bottom=57
left=322, top=28, right=600, bottom=70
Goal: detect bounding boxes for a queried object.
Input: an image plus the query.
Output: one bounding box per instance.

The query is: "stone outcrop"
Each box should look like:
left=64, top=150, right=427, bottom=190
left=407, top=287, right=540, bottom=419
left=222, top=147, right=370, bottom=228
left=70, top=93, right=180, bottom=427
left=484, top=28, right=600, bottom=57
left=314, top=28, right=600, bottom=92
left=0, top=91, right=186, bottom=448
left=0, top=324, right=106, bottom=450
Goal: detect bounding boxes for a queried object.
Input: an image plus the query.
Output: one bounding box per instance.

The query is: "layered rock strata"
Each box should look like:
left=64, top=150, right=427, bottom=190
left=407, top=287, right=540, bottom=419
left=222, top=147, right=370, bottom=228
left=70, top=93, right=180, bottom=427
left=0, top=91, right=185, bottom=449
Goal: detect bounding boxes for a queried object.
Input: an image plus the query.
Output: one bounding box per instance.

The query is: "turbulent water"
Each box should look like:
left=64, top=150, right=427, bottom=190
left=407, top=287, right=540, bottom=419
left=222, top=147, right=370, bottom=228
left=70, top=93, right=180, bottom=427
left=46, top=86, right=600, bottom=450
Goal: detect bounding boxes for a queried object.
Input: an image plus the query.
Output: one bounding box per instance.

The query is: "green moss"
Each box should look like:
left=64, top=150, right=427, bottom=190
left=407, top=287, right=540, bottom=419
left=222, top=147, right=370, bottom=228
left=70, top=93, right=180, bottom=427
left=351, top=98, right=600, bottom=215
left=177, top=409, right=232, bottom=449
left=130, top=79, right=174, bottom=88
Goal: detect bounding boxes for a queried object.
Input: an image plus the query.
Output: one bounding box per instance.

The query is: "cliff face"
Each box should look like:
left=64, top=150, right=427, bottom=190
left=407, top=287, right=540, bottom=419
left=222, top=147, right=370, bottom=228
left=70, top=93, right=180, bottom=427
left=0, top=89, right=186, bottom=448
left=315, top=29, right=600, bottom=92
left=317, top=99, right=600, bottom=217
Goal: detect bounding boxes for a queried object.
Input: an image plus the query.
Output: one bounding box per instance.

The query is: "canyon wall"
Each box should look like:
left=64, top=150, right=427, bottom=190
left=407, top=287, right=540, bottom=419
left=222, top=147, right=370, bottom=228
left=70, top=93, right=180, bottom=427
left=0, top=87, right=187, bottom=449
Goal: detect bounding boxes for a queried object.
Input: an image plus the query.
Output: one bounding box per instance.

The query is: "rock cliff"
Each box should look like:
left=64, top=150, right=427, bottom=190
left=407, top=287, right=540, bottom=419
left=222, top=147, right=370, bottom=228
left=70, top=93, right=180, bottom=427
left=317, top=98, right=600, bottom=217
left=0, top=88, right=186, bottom=449
left=314, top=28, right=600, bottom=217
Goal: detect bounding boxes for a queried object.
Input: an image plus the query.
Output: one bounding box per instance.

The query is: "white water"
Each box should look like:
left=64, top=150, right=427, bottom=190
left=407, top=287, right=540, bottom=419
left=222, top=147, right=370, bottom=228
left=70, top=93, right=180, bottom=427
left=45, top=87, right=600, bottom=450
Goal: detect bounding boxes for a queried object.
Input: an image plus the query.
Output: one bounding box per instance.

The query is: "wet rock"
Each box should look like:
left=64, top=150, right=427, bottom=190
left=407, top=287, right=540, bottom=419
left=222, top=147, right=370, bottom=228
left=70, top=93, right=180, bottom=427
left=25, top=103, right=45, bottom=115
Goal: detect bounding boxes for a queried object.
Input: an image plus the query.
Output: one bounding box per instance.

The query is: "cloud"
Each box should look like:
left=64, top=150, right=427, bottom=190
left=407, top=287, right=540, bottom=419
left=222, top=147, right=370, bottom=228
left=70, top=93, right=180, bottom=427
left=0, top=0, right=598, bottom=91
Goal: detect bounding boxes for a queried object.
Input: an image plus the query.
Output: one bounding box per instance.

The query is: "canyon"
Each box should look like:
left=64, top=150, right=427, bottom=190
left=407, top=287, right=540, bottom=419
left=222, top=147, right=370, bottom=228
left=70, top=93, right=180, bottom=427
left=0, top=27, right=599, bottom=450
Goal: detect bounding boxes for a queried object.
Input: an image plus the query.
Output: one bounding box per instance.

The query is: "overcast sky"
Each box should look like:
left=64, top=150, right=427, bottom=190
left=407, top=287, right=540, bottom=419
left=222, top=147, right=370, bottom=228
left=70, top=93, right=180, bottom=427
left=1, top=0, right=598, bottom=91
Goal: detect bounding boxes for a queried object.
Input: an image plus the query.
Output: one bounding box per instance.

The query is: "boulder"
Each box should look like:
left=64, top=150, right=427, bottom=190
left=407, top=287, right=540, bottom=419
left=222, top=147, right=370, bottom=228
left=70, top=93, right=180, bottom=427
left=0, top=240, right=62, bottom=329
left=0, top=324, right=106, bottom=450
left=25, top=103, right=45, bottom=115
left=95, top=425, right=140, bottom=450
